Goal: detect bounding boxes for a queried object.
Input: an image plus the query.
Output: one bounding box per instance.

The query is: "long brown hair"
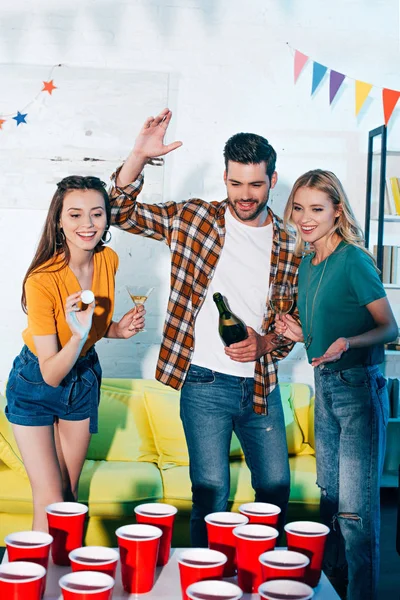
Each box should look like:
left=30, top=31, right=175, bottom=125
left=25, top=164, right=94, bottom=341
left=21, top=175, right=111, bottom=312
left=283, top=169, right=376, bottom=263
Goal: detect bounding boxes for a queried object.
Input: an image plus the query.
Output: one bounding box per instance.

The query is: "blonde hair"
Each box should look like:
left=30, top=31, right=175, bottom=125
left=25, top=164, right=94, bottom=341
left=283, top=169, right=376, bottom=263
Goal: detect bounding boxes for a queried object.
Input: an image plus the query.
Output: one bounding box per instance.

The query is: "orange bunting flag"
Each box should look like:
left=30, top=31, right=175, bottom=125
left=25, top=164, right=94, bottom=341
left=0, top=119, right=5, bottom=130
left=294, top=50, right=308, bottom=83
left=355, top=81, right=373, bottom=116
left=383, top=88, right=400, bottom=125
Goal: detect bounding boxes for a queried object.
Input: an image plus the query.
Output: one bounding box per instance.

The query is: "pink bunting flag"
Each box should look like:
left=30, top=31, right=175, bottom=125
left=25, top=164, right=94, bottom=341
left=294, top=50, right=309, bottom=83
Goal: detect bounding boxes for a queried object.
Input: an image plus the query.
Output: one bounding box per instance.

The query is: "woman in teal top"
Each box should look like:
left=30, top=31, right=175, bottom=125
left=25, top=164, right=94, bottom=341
left=275, top=170, right=398, bottom=600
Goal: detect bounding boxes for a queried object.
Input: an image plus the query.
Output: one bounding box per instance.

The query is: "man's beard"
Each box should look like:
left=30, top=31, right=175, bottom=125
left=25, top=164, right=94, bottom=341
left=229, top=195, right=269, bottom=222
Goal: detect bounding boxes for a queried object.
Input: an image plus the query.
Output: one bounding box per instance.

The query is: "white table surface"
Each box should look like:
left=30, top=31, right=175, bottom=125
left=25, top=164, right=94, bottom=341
left=3, top=548, right=340, bottom=599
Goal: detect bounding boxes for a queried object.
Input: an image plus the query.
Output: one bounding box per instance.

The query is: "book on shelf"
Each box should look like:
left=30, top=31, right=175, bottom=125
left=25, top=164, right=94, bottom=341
left=386, top=177, right=397, bottom=214
left=388, top=177, right=400, bottom=215
left=373, top=245, right=400, bottom=284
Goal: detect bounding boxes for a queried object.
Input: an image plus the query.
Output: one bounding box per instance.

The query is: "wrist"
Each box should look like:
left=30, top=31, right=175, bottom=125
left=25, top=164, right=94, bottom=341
left=71, top=332, right=87, bottom=346
left=264, top=333, right=279, bottom=354
left=129, top=149, right=150, bottom=164
left=341, top=337, right=350, bottom=351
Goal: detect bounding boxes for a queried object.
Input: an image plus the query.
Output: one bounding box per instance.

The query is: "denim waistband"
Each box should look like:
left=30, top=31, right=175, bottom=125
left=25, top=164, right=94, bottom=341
left=20, top=344, right=97, bottom=367
left=318, top=364, right=381, bottom=375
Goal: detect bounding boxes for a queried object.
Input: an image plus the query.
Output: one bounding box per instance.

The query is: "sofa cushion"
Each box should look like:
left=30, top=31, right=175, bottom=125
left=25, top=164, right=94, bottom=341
left=160, top=454, right=319, bottom=512
left=86, top=379, right=158, bottom=463
left=0, top=461, right=31, bottom=513
left=280, top=384, right=308, bottom=455
left=0, top=458, right=163, bottom=519
left=143, top=382, right=309, bottom=469
left=84, top=460, right=163, bottom=517
left=0, top=393, right=27, bottom=478
left=142, top=380, right=243, bottom=469
left=308, top=395, right=315, bottom=450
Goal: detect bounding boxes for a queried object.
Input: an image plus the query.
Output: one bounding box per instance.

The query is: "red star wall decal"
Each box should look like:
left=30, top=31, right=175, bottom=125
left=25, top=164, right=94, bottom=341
left=42, top=80, right=57, bottom=95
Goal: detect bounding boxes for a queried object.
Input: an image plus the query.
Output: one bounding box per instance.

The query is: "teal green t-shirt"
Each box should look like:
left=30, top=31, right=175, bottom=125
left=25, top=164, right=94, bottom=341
left=298, top=242, right=386, bottom=370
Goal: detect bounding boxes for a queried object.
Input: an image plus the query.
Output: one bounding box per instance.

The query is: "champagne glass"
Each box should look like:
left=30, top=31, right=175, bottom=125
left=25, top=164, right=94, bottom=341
left=269, top=280, right=294, bottom=344
left=125, top=285, right=154, bottom=332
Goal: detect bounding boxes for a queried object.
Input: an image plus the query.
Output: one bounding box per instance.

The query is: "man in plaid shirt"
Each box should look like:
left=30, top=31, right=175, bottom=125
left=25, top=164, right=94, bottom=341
left=109, top=108, right=300, bottom=546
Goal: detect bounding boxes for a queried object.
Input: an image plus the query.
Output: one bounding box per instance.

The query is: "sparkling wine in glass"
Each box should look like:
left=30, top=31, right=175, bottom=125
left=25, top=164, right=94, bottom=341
left=269, top=280, right=294, bottom=344
left=125, top=285, right=154, bottom=332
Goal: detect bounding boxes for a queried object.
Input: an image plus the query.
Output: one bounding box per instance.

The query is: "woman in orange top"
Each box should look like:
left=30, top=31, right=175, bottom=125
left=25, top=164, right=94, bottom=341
left=5, top=175, right=145, bottom=531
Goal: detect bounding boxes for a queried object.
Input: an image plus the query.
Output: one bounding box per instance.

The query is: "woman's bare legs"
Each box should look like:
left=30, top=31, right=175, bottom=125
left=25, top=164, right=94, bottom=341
left=12, top=418, right=91, bottom=531
left=12, top=424, right=63, bottom=532
left=54, top=418, right=91, bottom=502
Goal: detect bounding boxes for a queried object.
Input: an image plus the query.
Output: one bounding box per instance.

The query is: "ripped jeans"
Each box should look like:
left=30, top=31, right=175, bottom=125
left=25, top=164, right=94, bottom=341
left=180, top=365, right=290, bottom=547
left=314, top=365, right=389, bottom=600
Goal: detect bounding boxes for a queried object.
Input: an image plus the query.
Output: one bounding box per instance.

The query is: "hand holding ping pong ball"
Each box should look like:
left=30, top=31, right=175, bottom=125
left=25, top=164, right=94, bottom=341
left=80, top=290, right=95, bottom=304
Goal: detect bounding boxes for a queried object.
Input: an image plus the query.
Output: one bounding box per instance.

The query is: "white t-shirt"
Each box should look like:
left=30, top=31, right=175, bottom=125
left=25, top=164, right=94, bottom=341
left=192, top=206, right=273, bottom=377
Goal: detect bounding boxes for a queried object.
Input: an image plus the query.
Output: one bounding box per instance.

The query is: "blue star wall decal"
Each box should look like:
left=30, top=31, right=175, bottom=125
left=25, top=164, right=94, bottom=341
left=13, top=111, right=28, bottom=126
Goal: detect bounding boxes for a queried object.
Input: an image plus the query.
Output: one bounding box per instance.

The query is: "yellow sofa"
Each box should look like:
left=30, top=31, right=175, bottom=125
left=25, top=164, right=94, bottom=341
left=0, top=379, right=319, bottom=547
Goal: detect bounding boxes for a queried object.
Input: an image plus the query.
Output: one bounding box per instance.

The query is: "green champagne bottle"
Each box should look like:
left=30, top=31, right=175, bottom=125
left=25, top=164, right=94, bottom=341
left=213, top=292, right=248, bottom=346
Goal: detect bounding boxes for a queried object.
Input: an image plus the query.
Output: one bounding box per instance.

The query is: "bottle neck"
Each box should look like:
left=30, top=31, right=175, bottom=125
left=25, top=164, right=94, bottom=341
left=214, top=296, right=231, bottom=318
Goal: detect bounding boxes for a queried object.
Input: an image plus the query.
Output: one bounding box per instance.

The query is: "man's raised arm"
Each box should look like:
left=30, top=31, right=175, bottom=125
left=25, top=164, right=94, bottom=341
left=109, top=109, right=183, bottom=242
left=116, top=108, right=182, bottom=186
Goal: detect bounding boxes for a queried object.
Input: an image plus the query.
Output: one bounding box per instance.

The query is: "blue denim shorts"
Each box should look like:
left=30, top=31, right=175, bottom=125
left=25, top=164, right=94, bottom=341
left=5, top=345, right=102, bottom=434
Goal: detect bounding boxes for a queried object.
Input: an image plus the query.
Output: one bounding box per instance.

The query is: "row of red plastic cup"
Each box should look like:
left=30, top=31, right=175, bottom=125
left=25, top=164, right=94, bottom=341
left=204, top=508, right=330, bottom=593
left=185, top=578, right=315, bottom=600
left=0, top=562, right=316, bottom=600
left=1, top=501, right=177, bottom=598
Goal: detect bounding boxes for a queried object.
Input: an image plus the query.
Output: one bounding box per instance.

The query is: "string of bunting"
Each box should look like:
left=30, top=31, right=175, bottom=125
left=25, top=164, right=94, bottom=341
left=289, top=44, right=400, bottom=125
left=0, top=64, right=62, bottom=130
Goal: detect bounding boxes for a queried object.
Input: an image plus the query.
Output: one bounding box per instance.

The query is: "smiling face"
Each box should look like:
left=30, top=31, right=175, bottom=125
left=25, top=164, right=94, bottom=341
left=224, top=160, right=277, bottom=227
left=59, top=189, right=108, bottom=254
left=291, top=186, right=341, bottom=250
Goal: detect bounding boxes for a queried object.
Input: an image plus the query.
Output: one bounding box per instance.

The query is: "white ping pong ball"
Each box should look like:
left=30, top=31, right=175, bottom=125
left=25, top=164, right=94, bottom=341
left=81, top=290, right=95, bottom=304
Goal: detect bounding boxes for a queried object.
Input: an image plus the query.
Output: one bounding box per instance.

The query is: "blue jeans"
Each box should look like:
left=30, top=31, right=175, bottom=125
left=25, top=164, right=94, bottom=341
left=180, top=365, right=290, bottom=547
left=314, top=365, right=389, bottom=600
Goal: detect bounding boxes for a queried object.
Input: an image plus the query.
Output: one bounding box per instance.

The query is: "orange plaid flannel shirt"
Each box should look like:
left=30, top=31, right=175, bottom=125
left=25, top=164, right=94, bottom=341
left=109, top=169, right=301, bottom=414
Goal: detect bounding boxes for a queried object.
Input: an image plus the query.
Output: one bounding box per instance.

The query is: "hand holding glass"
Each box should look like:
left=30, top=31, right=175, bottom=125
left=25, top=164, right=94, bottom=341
left=269, top=280, right=294, bottom=344
left=126, top=286, right=154, bottom=332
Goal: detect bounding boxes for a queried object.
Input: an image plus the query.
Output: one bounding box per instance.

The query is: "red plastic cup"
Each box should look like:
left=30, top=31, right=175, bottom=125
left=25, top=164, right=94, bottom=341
left=69, top=547, right=119, bottom=579
left=5, top=530, right=53, bottom=596
left=116, top=523, right=162, bottom=594
left=46, top=502, right=88, bottom=566
left=0, top=560, right=46, bottom=600
left=5, top=531, right=53, bottom=570
left=238, top=502, right=281, bottom=527
left=186, top=580, right=243, bottom=600
left=134, top=502, right=178, bottom=566
left=204, top=511, right=248, bottom=577
left=258, top=579, right=314, bottom=600
left=59, top=571, right=114, bottom=600
left=232, top=523, right=279, bottom=593
left=178, top=548, right=227, bottom=600
left=259, top=549, right=310, bottom=582
left=285, top=521, right=330, bottom=587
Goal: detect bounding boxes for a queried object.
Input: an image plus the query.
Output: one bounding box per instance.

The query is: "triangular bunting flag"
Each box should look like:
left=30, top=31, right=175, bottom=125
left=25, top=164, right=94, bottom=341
left=330, top=71, right=345, bottom=104
left=294, top=50, right=308, bottom=83
left=355, top=81, right=373, bottom=116
left=383, top=88, right=400, bottom=125
left=311, top=62, right=328, bottom=95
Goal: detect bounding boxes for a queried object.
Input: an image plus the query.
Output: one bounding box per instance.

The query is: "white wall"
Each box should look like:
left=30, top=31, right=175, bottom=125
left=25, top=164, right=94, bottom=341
left=0, top=0, right=399, bottom=391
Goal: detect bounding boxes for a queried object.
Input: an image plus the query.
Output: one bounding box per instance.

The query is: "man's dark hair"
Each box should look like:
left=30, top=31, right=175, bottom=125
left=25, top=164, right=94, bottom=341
left=223, top=133, right=277, bottom=179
